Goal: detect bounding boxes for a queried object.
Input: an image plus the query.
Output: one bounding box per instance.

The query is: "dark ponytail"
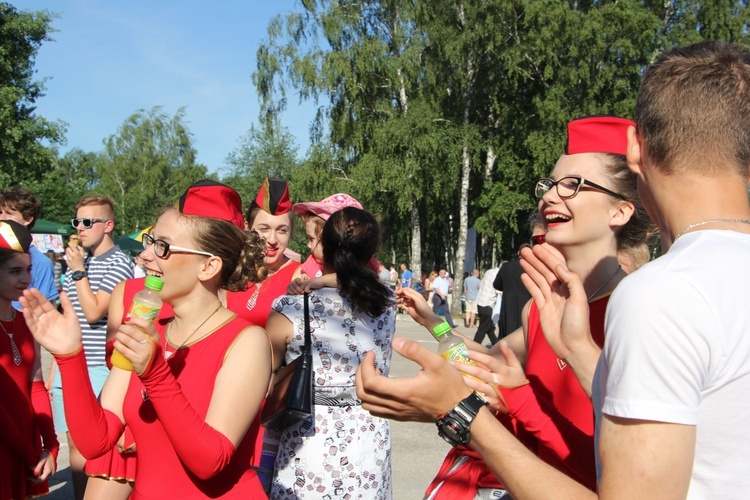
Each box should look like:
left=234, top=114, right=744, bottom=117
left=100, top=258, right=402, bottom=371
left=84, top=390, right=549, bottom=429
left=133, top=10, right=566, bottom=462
left=322, top=207, right=393, bottom=317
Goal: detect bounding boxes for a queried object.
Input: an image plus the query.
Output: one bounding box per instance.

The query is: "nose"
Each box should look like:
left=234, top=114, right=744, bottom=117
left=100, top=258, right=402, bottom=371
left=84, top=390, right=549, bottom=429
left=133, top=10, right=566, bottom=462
left=266, top=230, right=278, bottom=245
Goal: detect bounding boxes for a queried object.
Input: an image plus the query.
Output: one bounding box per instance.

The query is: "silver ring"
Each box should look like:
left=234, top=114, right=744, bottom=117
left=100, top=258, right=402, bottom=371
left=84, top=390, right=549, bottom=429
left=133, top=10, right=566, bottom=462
left=138, top=338, right=149, bottom=344
left=38, top=313, right=46, bottom=320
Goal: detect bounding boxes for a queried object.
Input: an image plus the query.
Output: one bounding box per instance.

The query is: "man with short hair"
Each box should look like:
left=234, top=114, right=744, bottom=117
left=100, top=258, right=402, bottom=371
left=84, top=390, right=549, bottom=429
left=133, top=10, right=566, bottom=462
left=399, top=262, right=412, bottom=289
left=53, top=195, right=133, bottom=499
left=0, top=186, right=59, bottom=308
left=463, top=269, right=480, bottom=327
left=357, top=41, right=750, bottom=498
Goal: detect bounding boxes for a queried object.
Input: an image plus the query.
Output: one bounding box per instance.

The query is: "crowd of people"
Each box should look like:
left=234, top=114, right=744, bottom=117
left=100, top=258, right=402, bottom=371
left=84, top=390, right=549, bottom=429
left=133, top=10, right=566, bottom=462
left=1, top=39, right=749, bottom=500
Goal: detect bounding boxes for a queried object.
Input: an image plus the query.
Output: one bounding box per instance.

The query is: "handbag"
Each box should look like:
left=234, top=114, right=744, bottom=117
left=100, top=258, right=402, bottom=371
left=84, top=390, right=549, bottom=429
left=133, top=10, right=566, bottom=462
left=261, top=292, right=313, bottom=430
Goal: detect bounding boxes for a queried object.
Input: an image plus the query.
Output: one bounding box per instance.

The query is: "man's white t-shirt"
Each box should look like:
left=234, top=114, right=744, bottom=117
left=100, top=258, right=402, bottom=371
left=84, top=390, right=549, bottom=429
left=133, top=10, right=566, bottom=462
left=593, top=230, right=750, bottom=498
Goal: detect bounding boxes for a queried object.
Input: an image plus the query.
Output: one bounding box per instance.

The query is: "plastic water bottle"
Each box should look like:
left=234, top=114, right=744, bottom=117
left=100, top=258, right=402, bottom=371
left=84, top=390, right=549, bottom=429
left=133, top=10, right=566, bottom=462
left=433, top=322, right=476, bottom=366
left=111, top=276, right=164, bottom=371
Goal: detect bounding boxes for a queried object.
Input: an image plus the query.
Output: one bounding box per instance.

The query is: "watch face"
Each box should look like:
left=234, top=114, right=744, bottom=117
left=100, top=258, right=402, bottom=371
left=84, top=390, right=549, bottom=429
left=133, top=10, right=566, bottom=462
left=437, top=415, right=470, bottom=446
left=72, top=271, right=86, bottom=281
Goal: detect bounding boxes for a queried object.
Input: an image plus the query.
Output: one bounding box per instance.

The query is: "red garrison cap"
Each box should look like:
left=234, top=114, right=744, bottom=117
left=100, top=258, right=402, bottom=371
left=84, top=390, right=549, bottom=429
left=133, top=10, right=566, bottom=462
left=178, top=180, right=245, bottom=229
left=0, top=220, right=32, bottom=253
left=251, top=178, right=292, bottom=216
left=565, top=116, right=635, bottom=156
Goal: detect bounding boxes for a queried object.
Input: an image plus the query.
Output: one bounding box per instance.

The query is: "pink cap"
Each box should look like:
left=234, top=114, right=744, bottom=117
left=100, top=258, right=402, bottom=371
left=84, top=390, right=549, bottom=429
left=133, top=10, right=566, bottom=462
left=292, top=193, right=363, bottom=221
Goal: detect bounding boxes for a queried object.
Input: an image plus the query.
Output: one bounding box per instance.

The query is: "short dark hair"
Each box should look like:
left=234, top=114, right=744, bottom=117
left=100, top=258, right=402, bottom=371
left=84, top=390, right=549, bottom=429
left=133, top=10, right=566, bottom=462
left=0, top=186, right=41, bottom=230
left=635, top=41, right=750, bottom=176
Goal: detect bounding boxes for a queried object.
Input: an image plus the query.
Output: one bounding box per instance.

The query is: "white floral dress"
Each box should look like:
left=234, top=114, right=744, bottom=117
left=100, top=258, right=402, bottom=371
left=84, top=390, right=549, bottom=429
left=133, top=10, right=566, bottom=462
left=270, top=288, right=395, bottom=499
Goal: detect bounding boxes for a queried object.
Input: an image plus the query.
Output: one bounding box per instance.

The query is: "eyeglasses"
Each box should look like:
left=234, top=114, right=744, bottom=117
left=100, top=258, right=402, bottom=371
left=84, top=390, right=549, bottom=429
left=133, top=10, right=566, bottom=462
left=530, top=234, right=546, bottom=247
left=142, top=233, right=215, bottom=259
left=71, top=218, right=109, bottom=229
left=535, top=176, right=626, bottom=200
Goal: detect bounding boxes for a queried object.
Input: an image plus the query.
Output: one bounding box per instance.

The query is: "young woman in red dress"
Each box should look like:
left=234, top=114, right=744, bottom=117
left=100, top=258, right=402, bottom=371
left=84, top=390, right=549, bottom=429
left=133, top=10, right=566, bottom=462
left=21, top=207, right=272, bottom=498
left=399, top=117, right=654, bottom=499
left=0, top=220, right=58, bottom=500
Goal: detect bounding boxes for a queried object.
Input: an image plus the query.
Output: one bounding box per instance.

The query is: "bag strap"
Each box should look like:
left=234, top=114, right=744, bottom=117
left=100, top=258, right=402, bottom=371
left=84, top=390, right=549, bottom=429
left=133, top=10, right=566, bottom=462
left=303, top=292, right=311, bottom=354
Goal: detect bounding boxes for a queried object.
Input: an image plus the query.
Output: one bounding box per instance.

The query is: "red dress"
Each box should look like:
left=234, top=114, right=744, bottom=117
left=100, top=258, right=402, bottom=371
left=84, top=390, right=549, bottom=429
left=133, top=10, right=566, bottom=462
left=226, top=259, right=300, bottom=328
left=424, top=295, right=609, bottom=498
left=85, top=277, right=174, bottom=484
left=0, top=315, right=50, bottom=499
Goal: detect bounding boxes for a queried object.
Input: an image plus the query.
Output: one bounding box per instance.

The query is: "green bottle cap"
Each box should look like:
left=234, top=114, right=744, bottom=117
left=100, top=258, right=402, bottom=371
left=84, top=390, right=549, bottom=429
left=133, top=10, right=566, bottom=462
left=432, top=321, right=452, bottom=338
left=144, top=275, right=164, bottom=291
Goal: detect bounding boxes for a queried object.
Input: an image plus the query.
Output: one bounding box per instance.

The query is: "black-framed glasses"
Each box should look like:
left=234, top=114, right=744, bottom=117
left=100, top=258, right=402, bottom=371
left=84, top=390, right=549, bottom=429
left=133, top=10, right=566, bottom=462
left=535, top=176, right=626, bottom=200
left=71, top=218, right=109, bottom=229
left=142, top=233, right=215, bottom=259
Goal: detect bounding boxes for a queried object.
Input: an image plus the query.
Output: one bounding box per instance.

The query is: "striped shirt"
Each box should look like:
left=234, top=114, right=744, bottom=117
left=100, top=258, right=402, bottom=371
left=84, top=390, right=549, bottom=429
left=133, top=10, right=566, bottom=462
left=64, top=246, right=133, bottom=366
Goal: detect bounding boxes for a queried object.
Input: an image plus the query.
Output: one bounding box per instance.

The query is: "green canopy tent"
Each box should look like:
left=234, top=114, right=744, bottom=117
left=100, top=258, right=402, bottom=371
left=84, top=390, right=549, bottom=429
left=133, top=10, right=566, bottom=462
left=114, top=236, right=143, bottom=255
left=31, top=219, right=73, bottom=236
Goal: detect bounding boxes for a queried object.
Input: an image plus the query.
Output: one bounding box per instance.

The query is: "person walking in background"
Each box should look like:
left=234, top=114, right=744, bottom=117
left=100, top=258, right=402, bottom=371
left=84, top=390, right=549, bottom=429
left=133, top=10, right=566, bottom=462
left=399, top=262, right=412, bottom=289
left=0, top=187, right=59, bottom=309
left=431, top=269, right=455, bottom=328
left=389, top=264, right=398, bottom=290
left=473, top=267, right=500, bottom=346
left=46, top=250, right=63, bottom=294
left=266, top=207, right=395, bottom=498
left=463, top=269, right=480, bottom=328
left=0, top=220, right=59, bottom=500
left=52, top=195, right=133, bottom=500
left=378, top=260, right=391, bottom=285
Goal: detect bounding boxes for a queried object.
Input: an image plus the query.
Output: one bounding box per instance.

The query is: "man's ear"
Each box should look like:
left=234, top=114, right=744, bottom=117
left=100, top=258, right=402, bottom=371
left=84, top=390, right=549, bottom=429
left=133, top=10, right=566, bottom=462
left=626, top=125, right=642, bottom=175
left=104, top=219, right=115, bottom=235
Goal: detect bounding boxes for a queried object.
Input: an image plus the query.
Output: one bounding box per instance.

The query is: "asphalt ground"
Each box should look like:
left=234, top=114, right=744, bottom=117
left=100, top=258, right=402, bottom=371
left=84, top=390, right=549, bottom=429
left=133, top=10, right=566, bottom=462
left=42, top=313, right=477, bottom=499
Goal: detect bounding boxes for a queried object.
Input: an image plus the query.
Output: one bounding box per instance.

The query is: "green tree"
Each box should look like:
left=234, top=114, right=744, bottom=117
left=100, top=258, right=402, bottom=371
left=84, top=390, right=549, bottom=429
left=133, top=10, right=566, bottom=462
left=221, top=120, right=299, bottom=208
left=0, top=3, right=65, bottom=188
left=32, top=148, right=101, bottom=223
left=95, top=107, right=208, bottom=235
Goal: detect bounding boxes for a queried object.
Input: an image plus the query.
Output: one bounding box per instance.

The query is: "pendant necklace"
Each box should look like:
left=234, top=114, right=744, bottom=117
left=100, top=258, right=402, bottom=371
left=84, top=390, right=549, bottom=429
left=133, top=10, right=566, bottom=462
left=0, top=312, right=22, bottom=366
left=587, top=266, right=622, bottom=302
left=674, top=218, right=750, bottom=241
left=164, top=303, right=222, bottom=360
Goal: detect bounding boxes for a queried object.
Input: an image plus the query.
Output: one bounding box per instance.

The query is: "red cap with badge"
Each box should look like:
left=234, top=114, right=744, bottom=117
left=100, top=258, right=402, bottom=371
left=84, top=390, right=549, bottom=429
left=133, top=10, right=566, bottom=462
left=178, top=180, right=245, bottom=230
left=565, top=116, right=635, bottom=156
left=250, top=178, right=292, bottom=216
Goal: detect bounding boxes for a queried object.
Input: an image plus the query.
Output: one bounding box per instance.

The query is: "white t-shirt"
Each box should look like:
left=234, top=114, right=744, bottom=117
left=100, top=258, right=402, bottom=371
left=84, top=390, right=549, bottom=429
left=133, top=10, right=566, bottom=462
left=432, top=276, right=450, bottom=297
left=593, top=230, right=750, bottom=498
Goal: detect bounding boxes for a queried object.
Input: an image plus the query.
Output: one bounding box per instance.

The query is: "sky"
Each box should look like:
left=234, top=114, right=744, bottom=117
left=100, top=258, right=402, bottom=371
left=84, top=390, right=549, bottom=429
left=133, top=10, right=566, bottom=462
left=21, top=0, right=317, bottom=175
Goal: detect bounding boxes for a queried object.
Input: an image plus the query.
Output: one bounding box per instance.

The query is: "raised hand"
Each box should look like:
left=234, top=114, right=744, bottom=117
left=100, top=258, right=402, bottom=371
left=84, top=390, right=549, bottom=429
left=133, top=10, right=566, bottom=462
left=519, top=244, right=592, bottom=362
left=395, top=287, right=443, bottom=331
left=449, top=341, right=528, bottom=413
left=20, top=289, right=82, bottom=356
left=356, top=337, right=472, bottom=421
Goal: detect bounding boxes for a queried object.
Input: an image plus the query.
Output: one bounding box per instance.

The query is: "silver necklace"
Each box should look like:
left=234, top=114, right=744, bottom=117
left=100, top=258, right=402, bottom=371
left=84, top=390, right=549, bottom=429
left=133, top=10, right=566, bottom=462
left=164, top=303, right=222, bottom=360
left=675, top=218, right=750, bottom=241
left=0, top=312, right=22, bottom=366
left=587, top=266, right=621, bottom=302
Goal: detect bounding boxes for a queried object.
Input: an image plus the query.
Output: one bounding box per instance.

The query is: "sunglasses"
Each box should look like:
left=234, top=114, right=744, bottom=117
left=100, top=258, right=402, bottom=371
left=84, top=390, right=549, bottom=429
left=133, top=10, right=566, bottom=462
left=535, top=176, right=626, bottom=200
left=71, top=218, right=109, bottom=229
left=142, top=233, right=215, bottom=259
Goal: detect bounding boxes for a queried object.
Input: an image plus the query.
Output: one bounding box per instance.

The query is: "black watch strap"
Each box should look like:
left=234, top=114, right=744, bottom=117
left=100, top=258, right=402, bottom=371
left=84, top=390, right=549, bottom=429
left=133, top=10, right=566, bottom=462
left=436, top=392, right=487, bottom=446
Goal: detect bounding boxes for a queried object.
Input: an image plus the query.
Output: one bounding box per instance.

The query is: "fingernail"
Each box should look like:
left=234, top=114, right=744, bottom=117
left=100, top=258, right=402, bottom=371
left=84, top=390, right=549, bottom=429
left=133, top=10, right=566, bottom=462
left=459, top=349, right=469, bottom=357
left=503, top=340, right=509, bottom=347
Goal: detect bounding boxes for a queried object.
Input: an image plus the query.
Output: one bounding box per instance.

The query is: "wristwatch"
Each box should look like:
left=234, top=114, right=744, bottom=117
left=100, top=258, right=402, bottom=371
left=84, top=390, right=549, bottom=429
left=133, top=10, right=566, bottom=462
left=436, top=391, right=487, bottom=447
left=71, top=270, right=88, bottom=281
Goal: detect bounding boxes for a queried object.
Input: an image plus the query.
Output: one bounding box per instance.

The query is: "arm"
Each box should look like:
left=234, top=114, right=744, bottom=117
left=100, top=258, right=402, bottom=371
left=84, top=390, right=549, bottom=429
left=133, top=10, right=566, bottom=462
left=30, top=340, right=59, bottom=482
left=265, top=310, right=293, bottom=371
left=135, top=325, right=271, bottom=479
left=65, top=245, right=110, bottom=323
left=21, top=289, right=126, bottom=459
left=519, top=245, right=600, bottom=397
left=106, top=281, right=126, bottom=342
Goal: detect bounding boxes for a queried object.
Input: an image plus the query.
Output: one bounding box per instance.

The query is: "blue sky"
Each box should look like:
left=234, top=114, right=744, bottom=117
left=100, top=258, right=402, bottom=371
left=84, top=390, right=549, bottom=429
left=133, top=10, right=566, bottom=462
left=22, top=0, right=317, bottom=175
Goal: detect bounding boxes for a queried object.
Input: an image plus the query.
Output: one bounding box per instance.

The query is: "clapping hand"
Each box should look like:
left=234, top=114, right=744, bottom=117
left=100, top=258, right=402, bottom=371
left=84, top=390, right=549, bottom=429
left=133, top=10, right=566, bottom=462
left=20, top=289, right=82, bottom=356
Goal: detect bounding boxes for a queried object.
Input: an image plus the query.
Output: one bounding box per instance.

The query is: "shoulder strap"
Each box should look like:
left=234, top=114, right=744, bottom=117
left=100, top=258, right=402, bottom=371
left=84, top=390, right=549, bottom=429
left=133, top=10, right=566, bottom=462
left=303, top=292, right=311, bottom=353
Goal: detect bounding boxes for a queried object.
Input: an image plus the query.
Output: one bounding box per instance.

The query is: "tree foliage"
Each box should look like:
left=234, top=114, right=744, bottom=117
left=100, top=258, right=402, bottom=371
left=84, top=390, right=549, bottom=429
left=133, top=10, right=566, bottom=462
left=0, top=3, right=64, bottom=188
left=95, top=107, right=208, bottom=235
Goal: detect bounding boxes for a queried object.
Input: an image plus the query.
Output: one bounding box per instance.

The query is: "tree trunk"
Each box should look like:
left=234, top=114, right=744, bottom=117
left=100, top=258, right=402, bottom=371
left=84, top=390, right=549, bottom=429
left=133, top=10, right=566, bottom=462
left=410, top=201, right=422, bottom=282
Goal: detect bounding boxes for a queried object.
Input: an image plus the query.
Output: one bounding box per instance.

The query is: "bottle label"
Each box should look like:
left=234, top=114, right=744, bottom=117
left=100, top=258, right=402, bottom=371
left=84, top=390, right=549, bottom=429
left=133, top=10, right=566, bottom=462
left=129, top=299, right=161, bottom=322
left=441, top=344, right=476, bottom=365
